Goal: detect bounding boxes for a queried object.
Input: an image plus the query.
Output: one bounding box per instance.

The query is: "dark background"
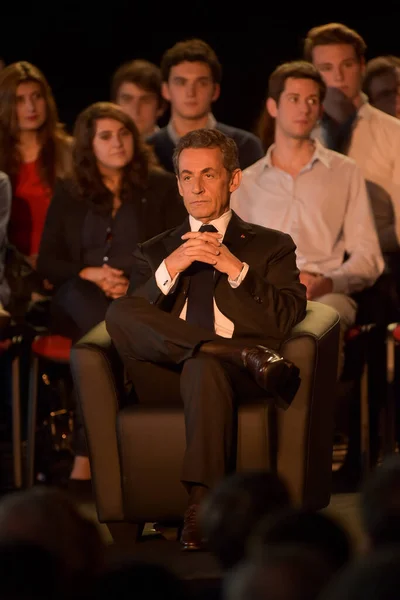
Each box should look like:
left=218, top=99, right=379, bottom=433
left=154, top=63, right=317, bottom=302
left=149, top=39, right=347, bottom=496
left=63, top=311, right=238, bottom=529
left=2, top=2, right=400, bottom=134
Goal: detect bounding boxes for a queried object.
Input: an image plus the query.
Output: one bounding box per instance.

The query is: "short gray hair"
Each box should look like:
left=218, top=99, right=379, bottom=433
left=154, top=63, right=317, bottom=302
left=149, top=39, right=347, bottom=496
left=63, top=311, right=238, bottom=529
left=172, top=128, right=240, bottom=175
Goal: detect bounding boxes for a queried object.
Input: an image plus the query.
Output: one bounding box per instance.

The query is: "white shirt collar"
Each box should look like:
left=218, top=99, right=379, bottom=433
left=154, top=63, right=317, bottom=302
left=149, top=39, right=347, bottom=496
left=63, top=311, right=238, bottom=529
left=357, top=99, right=374, bottom=121
left=189, top=209, right=232, bottom=237
left=263, top=138, right=332, bottom=171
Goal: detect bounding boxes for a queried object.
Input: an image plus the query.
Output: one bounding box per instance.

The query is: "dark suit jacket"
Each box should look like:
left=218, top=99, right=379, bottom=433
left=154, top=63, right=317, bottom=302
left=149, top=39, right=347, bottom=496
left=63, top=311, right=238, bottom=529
left=146, top=124, right=264, bottom=173
left=128, top=211, right=307, bottom=349
left=37, top=169, right=186, bottom=287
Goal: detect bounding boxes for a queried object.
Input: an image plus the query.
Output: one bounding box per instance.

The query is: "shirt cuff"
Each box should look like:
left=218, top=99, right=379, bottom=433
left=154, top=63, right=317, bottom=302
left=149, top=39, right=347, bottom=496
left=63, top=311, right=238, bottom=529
left=155, top=260, right=180, bottom=295
left=327, top=273, right=348, bottom=295
left=228, top=262, right=249, bottom=288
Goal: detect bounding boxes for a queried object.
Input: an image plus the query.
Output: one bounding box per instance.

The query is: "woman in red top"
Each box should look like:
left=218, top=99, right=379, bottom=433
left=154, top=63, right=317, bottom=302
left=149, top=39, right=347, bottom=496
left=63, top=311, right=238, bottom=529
left=0, top=61, right=72, bottom=308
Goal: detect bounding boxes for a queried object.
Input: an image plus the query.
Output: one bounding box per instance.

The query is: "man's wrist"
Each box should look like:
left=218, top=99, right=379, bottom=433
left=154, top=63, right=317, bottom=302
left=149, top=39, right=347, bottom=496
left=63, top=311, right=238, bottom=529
left=164, top=259, right=177, bottom=280
left=228, top=262, right=245, bottom=282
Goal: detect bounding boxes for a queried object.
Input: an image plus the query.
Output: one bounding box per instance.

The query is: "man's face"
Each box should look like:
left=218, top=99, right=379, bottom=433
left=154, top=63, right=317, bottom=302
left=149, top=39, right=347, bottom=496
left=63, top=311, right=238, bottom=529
left=311, top=43, right=364, bottom=105
left=368, top=70, right=400, bottom=118
left=177, top=147, right=241, bottom=223
left=162, top=61, right=220, bottom=121
left=267, top=77, right=321, bottom=140
left=116, top=82, right=163, bottom=137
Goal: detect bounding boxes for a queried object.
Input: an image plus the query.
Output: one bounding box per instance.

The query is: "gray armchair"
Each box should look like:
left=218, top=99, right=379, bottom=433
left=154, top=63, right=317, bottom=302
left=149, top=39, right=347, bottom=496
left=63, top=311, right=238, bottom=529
left=69, top=300, right=340, bottom=542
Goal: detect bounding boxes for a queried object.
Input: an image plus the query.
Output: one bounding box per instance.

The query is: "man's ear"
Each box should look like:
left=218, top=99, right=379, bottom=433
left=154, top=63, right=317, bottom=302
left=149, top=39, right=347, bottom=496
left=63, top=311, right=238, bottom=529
left=161, top=81, right=171, bottom=102
left=229, top=168, right=242, bottom=193
left=266, top=97, right=278, bottom=118
left=177, top=174, right=183, bottom=197
left=212, top=83, right=220, bottom=103
left=360, top=56, right=366, bottom=77
left=157, top=99, right=168, bottom=119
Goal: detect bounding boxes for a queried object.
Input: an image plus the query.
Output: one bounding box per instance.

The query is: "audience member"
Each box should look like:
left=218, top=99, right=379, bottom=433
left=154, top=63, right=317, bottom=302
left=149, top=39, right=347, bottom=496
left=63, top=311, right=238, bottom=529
left=0, top=171, right=11, bottom=314
left=36, top=101, right=185, bottom=484
left=304, top=21, right=400, bottom=474
left=111, top=58, right=166, bottom=139
left=0, top=540, right=62, bottom=600
left=0, top=61, right=73, bottom=317
left=0, top=486, right=107, bottom=597
left=199, top=469, right=292, bottom=570
left=105, top=128, right=306, bottom=550
left=359, top=453, right=400, bottom=551
left=249, top=507, right=353, bottom=572
left=362, top=55, right=400, bottom=118
left=146, top=38, right=264, bottom=172
left=319, top=546, right=400, bottom=600
left=37, top=101, right=184, bottom=343
left=231, top=60, right=384, bottom=375
left=90, top=559, right=189, bottom=600
left=223, top=545, right=336, bottom=600
left=304, top=23, right=400, bottom=259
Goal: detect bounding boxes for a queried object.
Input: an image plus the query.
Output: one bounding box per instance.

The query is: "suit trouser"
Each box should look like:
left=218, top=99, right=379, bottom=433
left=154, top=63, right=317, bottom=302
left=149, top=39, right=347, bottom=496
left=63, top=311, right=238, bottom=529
left=105, top=295, right=270, bottom=489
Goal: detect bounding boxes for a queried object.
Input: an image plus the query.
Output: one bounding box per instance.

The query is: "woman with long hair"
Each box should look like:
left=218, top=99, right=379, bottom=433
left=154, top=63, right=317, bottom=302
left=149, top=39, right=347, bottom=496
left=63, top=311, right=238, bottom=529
left=0, top=61, right=72, bottom=312
left=37, top=101, right=185, bottom=483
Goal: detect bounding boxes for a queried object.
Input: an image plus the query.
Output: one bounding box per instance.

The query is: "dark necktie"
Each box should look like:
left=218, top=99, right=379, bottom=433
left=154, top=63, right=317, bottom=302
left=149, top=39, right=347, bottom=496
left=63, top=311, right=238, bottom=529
left=320, top=112, right=357, bottom=155
left=185, top=224, right=217, bottom=332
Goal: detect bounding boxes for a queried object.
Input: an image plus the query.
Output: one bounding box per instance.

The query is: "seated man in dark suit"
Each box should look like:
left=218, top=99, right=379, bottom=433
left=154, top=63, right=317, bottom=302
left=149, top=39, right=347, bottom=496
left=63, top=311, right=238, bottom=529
left=105, top=128, right=306, bottom=551
left=146, top=38, right=264, bottom=172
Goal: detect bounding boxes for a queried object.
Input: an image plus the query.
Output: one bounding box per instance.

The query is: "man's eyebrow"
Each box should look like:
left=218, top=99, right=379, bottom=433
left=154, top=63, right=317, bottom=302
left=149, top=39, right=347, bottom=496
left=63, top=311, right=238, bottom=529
left=180, top=167, right=216, bottom=175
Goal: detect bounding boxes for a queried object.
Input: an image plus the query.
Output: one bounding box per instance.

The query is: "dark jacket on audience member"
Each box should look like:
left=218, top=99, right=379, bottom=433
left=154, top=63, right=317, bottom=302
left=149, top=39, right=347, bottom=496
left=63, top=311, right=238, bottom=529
left=37, top=169, right=186, bottom=287
left=147, top=123, right=264, bottom=173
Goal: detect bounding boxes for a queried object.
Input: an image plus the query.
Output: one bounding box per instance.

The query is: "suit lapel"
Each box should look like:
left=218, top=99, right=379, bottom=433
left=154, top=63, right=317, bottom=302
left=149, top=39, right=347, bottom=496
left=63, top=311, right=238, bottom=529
left=159, top=218, right=191, bottom=315
left=163, top=218, right=191, bottom=255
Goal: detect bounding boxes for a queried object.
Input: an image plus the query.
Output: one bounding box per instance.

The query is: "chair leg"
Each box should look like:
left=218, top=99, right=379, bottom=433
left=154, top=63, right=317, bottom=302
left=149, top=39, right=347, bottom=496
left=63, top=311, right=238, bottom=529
left=360, top=361, right=370, bottom=477
left=11, top=353, right=22, bottom=489
left=385, top=331, right=397, bottom=455
left=106, top=522, right=145, bottom=552
left=26, top=355, right=39, bottom=488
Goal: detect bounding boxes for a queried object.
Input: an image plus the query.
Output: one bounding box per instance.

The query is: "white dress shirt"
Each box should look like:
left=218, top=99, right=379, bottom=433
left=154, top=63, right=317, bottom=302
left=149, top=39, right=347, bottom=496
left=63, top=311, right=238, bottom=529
left=230, top=140, right=384, bottom=295
left=155, top=209, right=249, bottom=338
left=315, top=101, right=400, bottom=251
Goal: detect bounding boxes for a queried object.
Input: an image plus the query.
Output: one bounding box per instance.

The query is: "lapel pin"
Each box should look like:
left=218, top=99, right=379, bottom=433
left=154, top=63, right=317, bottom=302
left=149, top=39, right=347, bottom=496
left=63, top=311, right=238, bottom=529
left=241, top=234, right=245, bottom=238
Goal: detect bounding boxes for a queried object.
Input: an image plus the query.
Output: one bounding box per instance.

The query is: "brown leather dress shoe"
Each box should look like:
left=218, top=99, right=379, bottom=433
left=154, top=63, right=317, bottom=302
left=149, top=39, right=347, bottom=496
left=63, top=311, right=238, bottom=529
left=200, top=340, right=300, bottom=410
left=242, top=345, right=300, bottom=410
left=180, top=504, right=205, bottom=551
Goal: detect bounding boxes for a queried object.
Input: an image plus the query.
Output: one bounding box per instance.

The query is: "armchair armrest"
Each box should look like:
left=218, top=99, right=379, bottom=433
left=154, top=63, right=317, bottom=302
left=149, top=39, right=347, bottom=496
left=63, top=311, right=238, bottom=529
left=279, top=301, right=341, bottom=509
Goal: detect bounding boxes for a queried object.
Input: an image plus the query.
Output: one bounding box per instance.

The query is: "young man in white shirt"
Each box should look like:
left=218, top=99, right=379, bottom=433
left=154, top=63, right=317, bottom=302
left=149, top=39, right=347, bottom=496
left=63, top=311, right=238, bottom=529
left=304, top=22, right=400, bottom=258
left=231, top=60, right=384, bottom=376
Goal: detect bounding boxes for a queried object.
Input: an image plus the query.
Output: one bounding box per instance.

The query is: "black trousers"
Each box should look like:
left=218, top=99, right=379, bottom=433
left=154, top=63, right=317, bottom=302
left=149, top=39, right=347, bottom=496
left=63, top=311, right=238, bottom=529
left=51, top=278, right=111, bottom=343
left=105, top=295, right=270, bottom=489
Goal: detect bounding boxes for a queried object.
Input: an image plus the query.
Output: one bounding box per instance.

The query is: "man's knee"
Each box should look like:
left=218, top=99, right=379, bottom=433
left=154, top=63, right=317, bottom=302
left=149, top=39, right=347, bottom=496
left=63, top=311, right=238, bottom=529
left=314, top=292, right=357, bottom=331
left=181, top=354, right=231, bottom=392
left=105, top=295, right=142, bottom=337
